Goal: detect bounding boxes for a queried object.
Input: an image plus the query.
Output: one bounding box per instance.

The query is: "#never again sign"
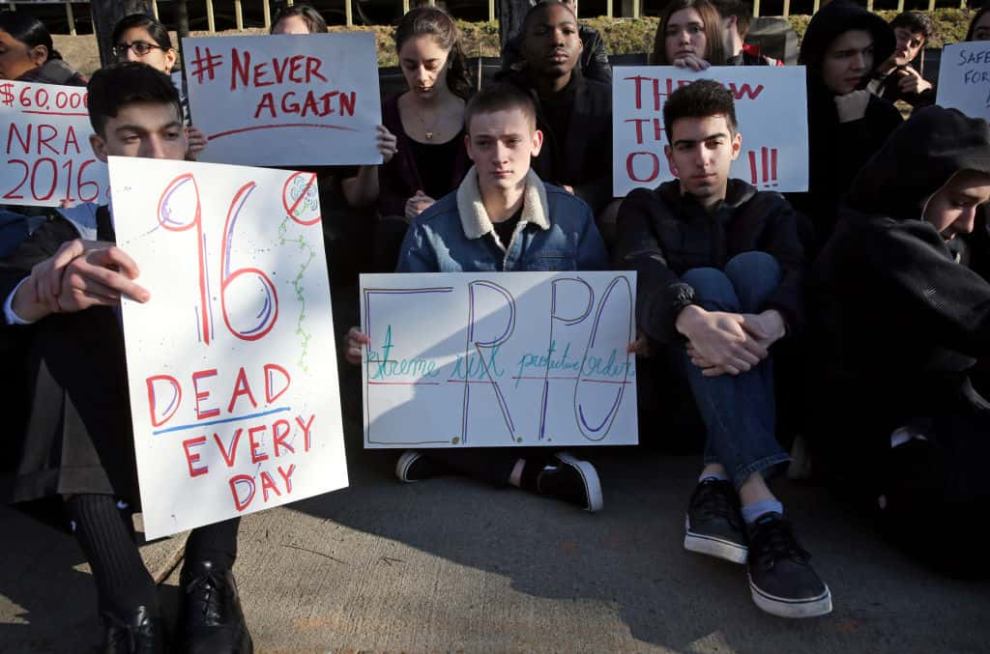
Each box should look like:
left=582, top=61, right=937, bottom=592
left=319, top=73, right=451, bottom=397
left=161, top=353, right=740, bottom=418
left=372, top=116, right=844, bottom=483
left=110, top=156, right=348, bottom=539
left=612, top=66, right=809, bottom=197
left=360, top=272, right=638, bottom=449
left=183, top=32, right=382, bottom=167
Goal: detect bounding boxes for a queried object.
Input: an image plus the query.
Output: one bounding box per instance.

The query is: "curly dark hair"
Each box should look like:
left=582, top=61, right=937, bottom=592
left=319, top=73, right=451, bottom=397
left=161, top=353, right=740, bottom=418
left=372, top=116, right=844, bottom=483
left=890, top=11, right=935, bottom=41
left=662, top=79, right=738, bottom=139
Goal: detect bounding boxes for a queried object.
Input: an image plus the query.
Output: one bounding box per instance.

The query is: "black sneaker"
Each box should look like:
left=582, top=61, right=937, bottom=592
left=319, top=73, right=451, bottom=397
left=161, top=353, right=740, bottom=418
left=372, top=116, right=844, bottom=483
left=178, top=560, right=254, bottom=653
left=684, top=479, right=748, bottom=564
left=395, top=451, right=449, bottom=482
left=527, top=452, right=603, bottom=512
left=747, top=513, right=832, bottom=618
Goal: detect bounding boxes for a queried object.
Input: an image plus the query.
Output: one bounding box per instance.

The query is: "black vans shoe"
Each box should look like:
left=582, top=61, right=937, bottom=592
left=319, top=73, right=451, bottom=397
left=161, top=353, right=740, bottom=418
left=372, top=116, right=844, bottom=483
left=684, top=479, right=748, bottom=564
left=747, top=513, right=832, bottom=618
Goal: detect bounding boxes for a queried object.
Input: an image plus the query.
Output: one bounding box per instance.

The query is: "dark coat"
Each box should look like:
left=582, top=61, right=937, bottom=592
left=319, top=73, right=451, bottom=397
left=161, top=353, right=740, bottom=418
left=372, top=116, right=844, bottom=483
left=614, top=179, right=805, bottom=344
left=502, top=70, right=613, bottom=214
left=791, top=0, right=903, bottom=252
left=16, top=59, right=87, bottom=86
left=812, top=107, right=990, bottom=500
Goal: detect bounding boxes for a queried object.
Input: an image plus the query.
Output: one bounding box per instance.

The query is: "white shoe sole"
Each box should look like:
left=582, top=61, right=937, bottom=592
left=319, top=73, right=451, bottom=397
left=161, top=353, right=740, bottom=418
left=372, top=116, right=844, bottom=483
left=555, top=452, right=604, bottom=512
left=395, top=451, right=422, bottom=483
left=749, top=576, right=833, bottom=619
left=684, top=516, right=748, bottom=564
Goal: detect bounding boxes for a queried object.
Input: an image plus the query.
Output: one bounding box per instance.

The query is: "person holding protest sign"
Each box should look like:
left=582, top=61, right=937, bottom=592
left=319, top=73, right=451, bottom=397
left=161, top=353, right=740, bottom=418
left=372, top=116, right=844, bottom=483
left=345, top=83, right=608, bottom=511
left=500, top=1, right=615, bottom=241
left=615, top=80, right=831, bottom=618
left=500, top=0, right=612, bottom=83
left=649, top=0, right=726, bottom=70
left=0, top=63, right=252, bottom=653
left=111, top=14, right=208, bottom=158
left=791, top=0, right=902, bottom=251
left=346, top=7, right=471, bottom=271
left=966, top=5, right=990, bottom=42
left=710, top=0, right=781, bottom=66
left=867, top=11, right=935, bottom=109
left=0, top=12, right=85, bottom=85
left=811, top=107, right=990, bottom=578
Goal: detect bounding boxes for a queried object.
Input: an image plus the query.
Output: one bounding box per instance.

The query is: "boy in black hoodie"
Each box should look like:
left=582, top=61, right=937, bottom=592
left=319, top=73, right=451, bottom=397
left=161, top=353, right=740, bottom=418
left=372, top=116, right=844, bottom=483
left=791, top=0, right=902, bottom=252
left=616, top=80, right=830, bottom=618
left=813, top=107, right=990, bottom=577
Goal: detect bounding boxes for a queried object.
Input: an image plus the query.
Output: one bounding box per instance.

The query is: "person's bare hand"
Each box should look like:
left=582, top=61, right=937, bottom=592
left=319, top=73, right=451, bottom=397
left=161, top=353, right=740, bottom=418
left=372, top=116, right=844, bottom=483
left=740, top=309, right=786, bottom=350
left=897, top=67, right=932, bottom=95
left=562, top=184, right=575, bottom=195
left=186, top=126, right=208, bottom=158
left=671, top=53, right=710, bottom=71
left=834, top=89, right=871, bottom=123
left=377, top=125, right=398, bottom=164
left=404, top=190, right=435, bottom=221
left=675, top=305, right=767, bottom=376
left=627, top=332, right=653, bottom=357
left=344, top=326, right=370, bottom=365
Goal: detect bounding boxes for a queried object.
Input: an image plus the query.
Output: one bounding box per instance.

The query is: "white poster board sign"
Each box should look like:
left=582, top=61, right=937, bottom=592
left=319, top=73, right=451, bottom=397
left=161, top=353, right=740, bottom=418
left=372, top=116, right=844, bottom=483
left=182, top=33, right=382, bottom=166
left=937, top=42, right=990, bottom=122
left=0, top=80, right=108, bottom=207
left=360, top=272, right=639, bottom=449
left=612, top=66, right=809, bottom=197
left=110, top=156, right=348, bottom=539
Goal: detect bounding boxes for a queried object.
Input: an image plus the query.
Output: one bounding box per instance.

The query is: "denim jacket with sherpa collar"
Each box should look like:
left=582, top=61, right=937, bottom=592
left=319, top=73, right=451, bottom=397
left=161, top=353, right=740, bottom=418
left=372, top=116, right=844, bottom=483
left=396, top=166, right=608, bottom=273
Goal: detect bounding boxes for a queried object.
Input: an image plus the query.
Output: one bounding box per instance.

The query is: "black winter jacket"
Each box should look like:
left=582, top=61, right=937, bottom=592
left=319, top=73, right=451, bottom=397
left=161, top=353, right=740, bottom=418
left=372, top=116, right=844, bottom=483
left=615, top=179, right=806, bottom=344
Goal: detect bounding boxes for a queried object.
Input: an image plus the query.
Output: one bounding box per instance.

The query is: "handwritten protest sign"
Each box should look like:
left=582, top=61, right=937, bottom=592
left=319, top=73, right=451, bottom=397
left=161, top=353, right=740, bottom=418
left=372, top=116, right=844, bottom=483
left=360, top=272, right=638, bottom=449
left=182, top=33, right=382, bottom=166
left=110, top=156, right=347, bottom=539
left=612, top=66, right=809, bottom=197
left=0, top=80, right=108, bottom=207
left=937, top=42, right=990, bottom=122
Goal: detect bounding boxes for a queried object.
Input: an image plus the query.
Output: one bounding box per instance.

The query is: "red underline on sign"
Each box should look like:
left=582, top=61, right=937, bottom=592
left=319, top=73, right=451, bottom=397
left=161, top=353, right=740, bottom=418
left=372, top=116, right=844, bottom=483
left=23, top=110, right=89, bottom=117
left=207, top=123, right=359, bottom=141
left=367, top=381, right=441, bottom=386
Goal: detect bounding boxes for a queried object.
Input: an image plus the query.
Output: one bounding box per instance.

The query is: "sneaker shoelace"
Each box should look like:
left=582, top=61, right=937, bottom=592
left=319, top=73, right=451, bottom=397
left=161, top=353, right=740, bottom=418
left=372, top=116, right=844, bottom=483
left=751, top=516, right=810, bottom=570
left=695, top=482, right=743, bottom=529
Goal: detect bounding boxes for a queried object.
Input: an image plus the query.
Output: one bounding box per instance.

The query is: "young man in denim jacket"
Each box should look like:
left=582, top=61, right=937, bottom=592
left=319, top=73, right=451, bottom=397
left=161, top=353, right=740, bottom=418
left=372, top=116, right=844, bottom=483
left=347, top=83, right=609, bottom=511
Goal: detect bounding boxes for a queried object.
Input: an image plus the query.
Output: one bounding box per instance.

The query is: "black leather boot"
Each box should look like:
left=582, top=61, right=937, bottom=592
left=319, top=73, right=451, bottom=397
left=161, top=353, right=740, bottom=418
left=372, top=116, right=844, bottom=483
left=101, top=605, right=164, bottom=654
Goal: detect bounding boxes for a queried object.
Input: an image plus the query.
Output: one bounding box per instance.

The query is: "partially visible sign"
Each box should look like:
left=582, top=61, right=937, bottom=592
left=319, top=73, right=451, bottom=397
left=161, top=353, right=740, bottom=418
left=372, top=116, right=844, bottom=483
left=937, top=42, right=990, bottom=122
left=0, top=80, right=108, bottom=207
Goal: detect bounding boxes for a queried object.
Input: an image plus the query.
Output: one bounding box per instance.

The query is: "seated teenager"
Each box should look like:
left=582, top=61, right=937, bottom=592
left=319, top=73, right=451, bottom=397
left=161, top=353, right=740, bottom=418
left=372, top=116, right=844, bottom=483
left=111, top=13, right=208, bottom=157
left=649, top=0, right=726, bottom=71
left=867, top=11, right=935, bottom=109
left=343, top=7, right=471, bottom=271
left=615, top=80, right=831, bottom=618
left=811, top=107, right=990, bottom=578
left=791, top=0, right=902, bottom=252
left=344, top=84, right=608, bottom=511
left=0, top=12, right=86, bottom=85
left=0, top=63, right=252, bottom=653
left=499, top=1, right=613, bottom=226
left=711, top=0, right=782, bottom=66
left=500, top=0, right=612, bottom=83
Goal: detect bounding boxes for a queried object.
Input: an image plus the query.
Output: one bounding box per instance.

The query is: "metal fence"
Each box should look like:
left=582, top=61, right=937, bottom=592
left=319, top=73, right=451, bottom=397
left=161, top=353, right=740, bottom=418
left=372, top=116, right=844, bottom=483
left=0, top=0, right=976, bottom=35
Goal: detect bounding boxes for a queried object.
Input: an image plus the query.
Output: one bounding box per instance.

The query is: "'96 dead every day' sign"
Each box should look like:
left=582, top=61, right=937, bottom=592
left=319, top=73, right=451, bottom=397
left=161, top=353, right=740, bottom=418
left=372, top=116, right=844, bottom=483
left=111, top=155, right=348, bottom=539
left=612, top=66, right=809, bottom=197
left=182, top=32, right=383, bottom=167
left=0, top=80, right=109, bottom=207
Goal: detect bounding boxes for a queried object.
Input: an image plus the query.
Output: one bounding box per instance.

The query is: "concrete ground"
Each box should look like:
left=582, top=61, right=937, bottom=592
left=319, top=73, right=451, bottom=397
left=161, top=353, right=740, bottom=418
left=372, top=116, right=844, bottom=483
left=1, top=442, right=989, bottom=653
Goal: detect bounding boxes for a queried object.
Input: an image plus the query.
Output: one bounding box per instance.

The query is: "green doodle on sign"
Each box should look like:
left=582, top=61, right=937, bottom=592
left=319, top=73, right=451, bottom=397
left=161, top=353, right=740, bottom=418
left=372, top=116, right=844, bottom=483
left=277, top=216, right=316, bottom=371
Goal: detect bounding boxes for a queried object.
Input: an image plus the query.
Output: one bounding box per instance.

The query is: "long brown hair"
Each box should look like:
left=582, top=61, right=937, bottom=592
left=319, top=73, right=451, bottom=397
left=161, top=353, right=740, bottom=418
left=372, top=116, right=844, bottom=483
left=394, top=6, right=472, bottom=100
left=650, top=0, right=726, bottom=65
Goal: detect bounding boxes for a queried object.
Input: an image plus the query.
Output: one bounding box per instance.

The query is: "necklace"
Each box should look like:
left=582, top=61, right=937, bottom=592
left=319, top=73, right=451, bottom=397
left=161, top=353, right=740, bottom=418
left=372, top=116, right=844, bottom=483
left=417, top=108, right=440, bottom=141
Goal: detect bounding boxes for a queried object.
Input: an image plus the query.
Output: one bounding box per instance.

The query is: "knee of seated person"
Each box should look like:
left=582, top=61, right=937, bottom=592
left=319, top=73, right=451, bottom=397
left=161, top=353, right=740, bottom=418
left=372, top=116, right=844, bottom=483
left=725, top=252, right=781, bottom=286
left=681, top=267, right=739, bottom=308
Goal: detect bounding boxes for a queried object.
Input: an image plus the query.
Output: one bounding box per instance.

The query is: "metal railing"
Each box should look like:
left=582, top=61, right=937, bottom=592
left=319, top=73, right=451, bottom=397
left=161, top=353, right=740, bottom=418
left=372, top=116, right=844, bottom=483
left=0, top=0, right=975, bottom=34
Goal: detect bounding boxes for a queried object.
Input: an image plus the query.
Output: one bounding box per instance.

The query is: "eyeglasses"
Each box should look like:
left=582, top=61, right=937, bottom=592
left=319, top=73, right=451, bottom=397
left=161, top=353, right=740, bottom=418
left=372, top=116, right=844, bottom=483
left=113, top=41, right=163, bottom=58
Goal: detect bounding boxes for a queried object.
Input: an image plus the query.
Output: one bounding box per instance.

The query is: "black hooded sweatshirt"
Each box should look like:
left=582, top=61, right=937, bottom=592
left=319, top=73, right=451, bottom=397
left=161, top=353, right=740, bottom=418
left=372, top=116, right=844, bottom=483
left=790, top=0, right=903, bottom=252
left=813, top=107, right=990, bottom=440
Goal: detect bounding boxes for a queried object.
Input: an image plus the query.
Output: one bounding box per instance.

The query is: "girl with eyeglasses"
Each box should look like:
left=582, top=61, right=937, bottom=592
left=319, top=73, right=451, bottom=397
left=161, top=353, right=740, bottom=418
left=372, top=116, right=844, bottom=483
left=110, top=14, right=207, bottom=157
left=0, top=11, right=86, bottom=85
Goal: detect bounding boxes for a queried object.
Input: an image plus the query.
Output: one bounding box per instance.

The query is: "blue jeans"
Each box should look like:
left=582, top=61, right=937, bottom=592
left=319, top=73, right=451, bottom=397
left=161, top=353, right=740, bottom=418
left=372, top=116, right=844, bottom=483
left=679, top=251, right=789, bottom=487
